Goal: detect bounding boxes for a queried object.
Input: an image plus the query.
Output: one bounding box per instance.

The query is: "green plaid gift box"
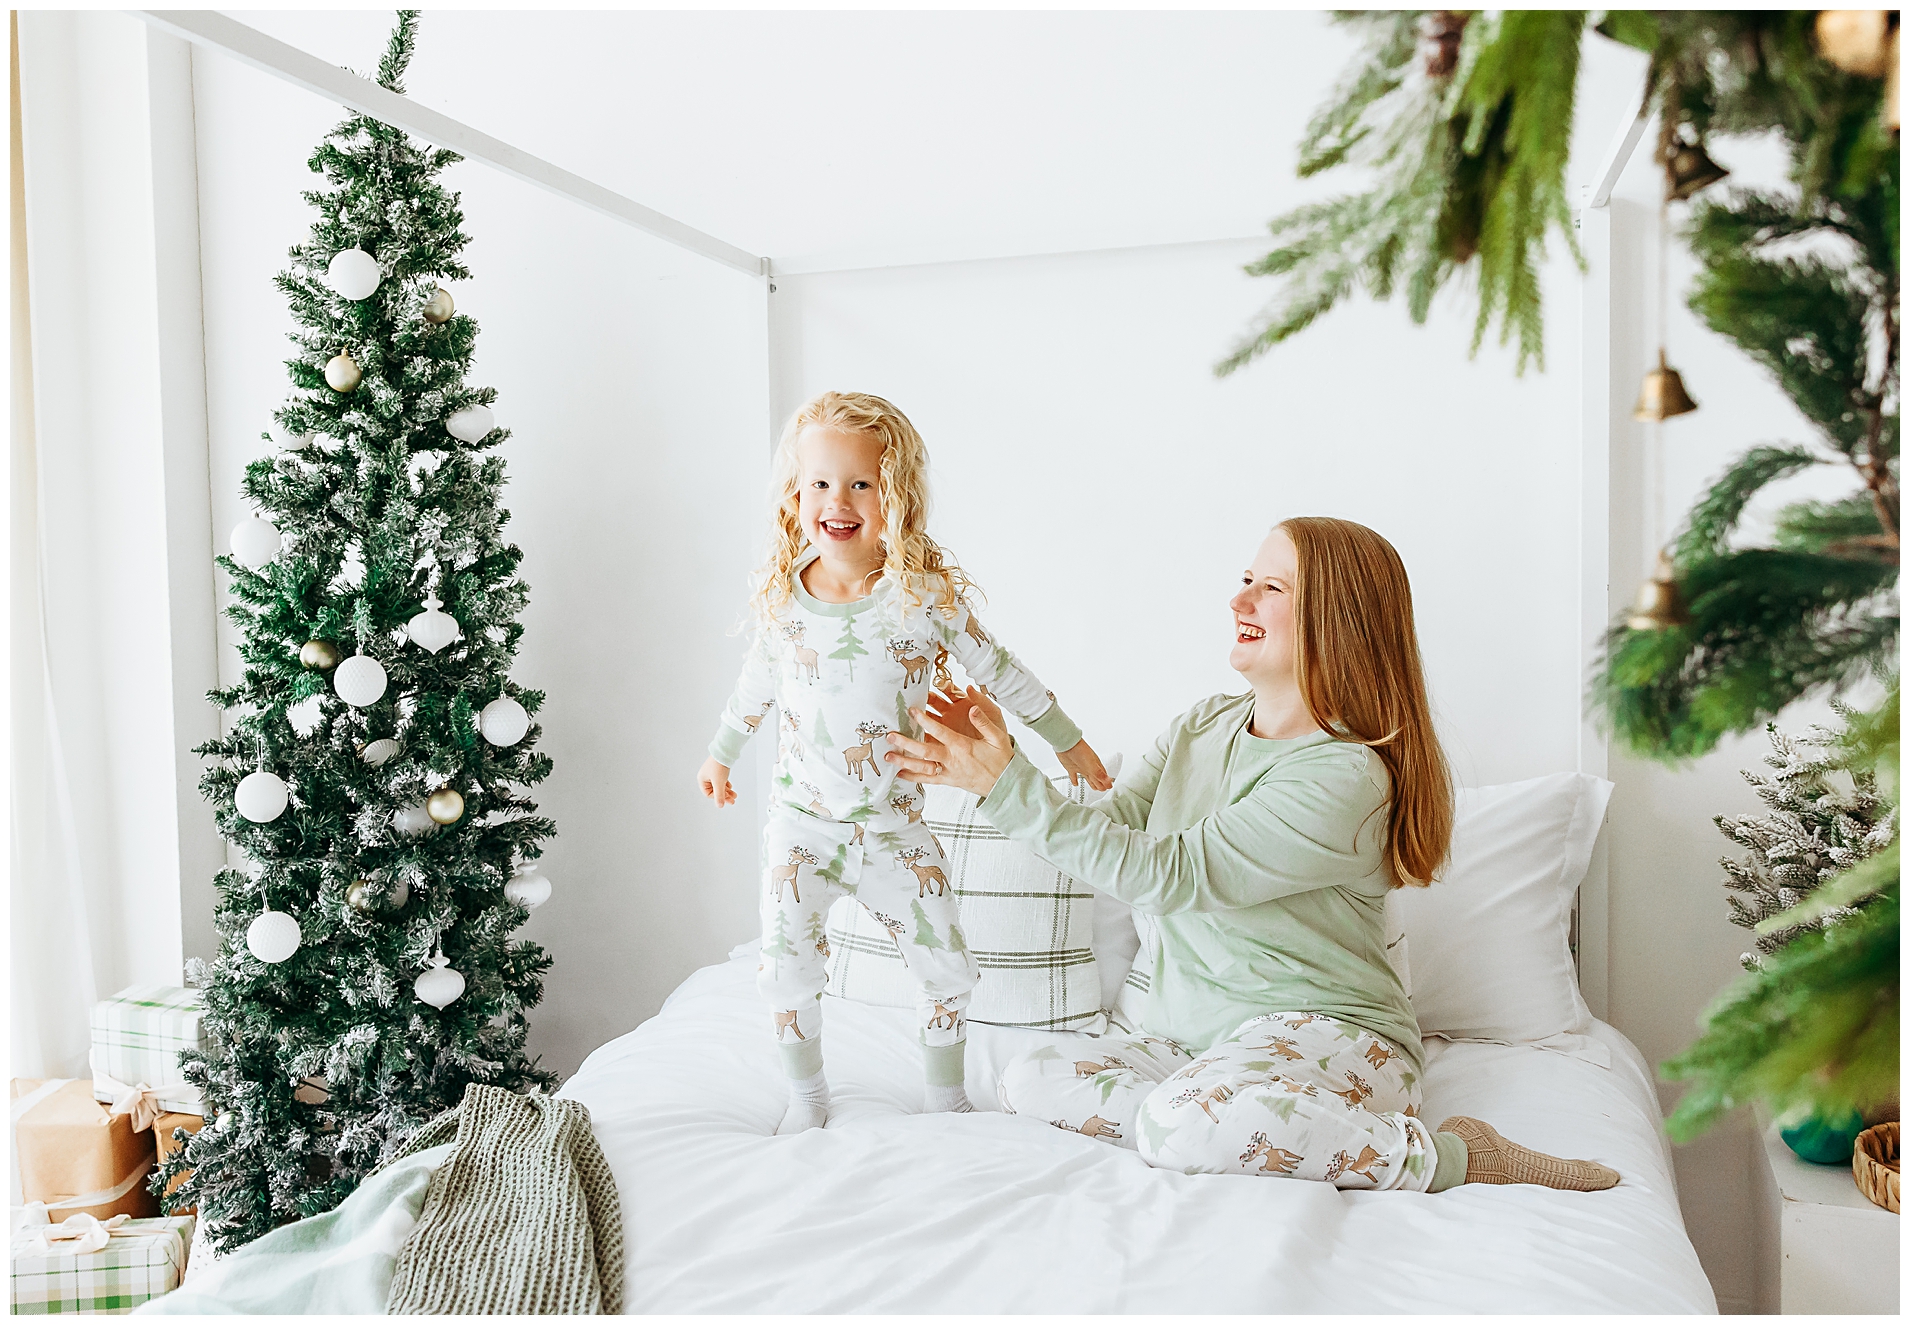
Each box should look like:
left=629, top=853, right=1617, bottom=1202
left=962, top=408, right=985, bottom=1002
left=88, top=987, right=206, bottom=1117
left=10, top=1216, right=194, bottom=1314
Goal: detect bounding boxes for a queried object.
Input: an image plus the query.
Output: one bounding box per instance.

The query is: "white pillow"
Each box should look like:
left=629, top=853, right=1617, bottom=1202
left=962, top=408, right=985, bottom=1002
left=1392, top=772, right=1613, bottom=1062
left=824, top=757, right=1123, bottom=1033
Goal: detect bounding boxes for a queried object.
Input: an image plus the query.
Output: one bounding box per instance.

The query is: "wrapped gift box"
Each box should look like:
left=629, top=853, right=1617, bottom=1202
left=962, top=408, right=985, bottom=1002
left=10, top=1215, right=194, bottom=1315
left=151, top=1112, right=203, bottom=1216
left=11, top=1080, right=160, bottom=1223
left=89, top=986, right=207, bottom=1117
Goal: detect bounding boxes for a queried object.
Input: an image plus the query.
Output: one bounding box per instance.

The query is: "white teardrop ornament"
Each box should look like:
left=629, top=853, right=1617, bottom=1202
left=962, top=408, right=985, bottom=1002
left=392, top=802, right=438, bottom=838
left=407, top=596, right=460, bottom=653
left=504, top=865, right=551, bottom=910
left=414, top=953, right=465, bottom=1008
left=444, top=405, right=494, bottom=442
left=361, top=738, right=401, bottom=766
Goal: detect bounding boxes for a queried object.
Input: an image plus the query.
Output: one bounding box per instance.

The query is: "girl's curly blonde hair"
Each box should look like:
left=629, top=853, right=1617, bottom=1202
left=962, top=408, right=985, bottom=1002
left=752, top=391, right=979, bottom=626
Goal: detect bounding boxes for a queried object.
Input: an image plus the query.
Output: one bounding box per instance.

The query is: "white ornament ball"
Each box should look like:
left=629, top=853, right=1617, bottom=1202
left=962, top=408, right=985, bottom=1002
left=333, top=655, right=388, bottom=708
left=407, top=596, right=460, bottom=654
left=414, top=954, right=465, bottom=1008
left=444, top=404, right=495, bottom=442
left=479, top=696, right=531, bottom=747
left=267, top=418, right=311, bottom=450
left=229, top=517, right=282, bottom=570
left=215, top=1110, right=234, bottom=1133
left=392, top=802, right=437, bottom=838
left=361, top=738, right=401, bottom=766
left=246, top=909, right=301, bottom=964
left=504, top=865, right=551, bottom=910
left=326, top=247, right=381, bottom=301
left=234, top=770, right=289, bottom=823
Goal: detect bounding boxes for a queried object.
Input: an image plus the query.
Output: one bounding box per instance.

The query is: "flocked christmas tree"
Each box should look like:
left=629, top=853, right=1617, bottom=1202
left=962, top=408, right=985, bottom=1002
left=156, top=11, right=558, bottom=1249
left=1715, top=711, right=1893, bottom=969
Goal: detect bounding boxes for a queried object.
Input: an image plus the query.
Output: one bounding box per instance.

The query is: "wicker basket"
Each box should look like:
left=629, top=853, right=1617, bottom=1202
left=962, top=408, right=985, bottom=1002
left=1853, top=1122, right=1899, bottom=1213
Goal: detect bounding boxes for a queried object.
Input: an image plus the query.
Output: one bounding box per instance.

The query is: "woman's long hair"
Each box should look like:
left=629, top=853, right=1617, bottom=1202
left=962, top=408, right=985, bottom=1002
left=751, top=391, right=979, bottom=627
left=1279, top=517, right=1453, bottom=888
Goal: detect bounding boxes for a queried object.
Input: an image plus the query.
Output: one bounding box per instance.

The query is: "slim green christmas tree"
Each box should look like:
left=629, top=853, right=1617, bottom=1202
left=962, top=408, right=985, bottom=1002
left=157, top=12, right=557, bottom=1249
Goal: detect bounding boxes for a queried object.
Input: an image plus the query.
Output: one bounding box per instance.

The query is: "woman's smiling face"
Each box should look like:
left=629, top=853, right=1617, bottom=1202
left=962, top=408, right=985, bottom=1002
left=1229, top=529, right=1300, bottom=685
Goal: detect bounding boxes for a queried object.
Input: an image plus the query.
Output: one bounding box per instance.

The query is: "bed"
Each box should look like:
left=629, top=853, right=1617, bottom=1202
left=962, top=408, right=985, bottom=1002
left=559, top=950, right=1714, bottom=1314
left=160, top=771, right=1716, bottom=1313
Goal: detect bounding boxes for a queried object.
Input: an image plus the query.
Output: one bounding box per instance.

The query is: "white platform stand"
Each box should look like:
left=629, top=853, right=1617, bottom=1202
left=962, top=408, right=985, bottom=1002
left=1751, top=1110, right=1899, bottom=1314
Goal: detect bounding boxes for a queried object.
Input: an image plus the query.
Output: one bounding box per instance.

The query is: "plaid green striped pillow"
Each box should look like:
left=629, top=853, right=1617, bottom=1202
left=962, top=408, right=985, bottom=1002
left=825, top=774, right=1110, bottom=1034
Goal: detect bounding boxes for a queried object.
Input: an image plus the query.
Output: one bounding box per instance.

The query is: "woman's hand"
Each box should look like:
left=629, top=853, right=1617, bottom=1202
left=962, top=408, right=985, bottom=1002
left=885, top=685, right=1015, bottom=798
left=1057, top=740, right=1114, bottom=791
left=698, top=756, right=736, bottom=807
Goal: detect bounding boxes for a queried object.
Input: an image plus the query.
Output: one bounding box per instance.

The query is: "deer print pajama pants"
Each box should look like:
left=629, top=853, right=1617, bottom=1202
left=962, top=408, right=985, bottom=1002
left=757, top=809, right=979, bottom=1051
left=996, top=1011, right=1440, bottom=1191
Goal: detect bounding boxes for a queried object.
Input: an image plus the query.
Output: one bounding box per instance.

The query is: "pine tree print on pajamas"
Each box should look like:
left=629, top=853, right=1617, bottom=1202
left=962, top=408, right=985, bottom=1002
left=711, top=551, right=1083, bottom=1054
left=996, top=1010, right=1441, bottom=1191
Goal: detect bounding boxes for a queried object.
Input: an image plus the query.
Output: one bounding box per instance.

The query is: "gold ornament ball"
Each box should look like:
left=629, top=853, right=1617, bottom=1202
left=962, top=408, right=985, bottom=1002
left=421, top=287, right=455, bottom=324
left=346, top=879, right=375, bottom=912
left=426, top=787, right=465, bottom=825
left=325, top=351, right=363, bottom=393
left=1816, top=10, right=1892, bottom=77
left=300, top=639, right=341, bottom=670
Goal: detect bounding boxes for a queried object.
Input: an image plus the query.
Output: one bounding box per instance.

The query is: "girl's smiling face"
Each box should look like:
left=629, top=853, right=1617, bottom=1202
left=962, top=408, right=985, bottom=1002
left=1229, top=529, right=1300, bottom=685
left=796, top=425, right=888, bottom=565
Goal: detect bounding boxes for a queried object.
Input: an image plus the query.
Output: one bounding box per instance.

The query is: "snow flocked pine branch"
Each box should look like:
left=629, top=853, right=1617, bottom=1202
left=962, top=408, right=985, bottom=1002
left=1716, top=710, right=1893, bottom=968
left=154, top=11, right=559, bottom=1251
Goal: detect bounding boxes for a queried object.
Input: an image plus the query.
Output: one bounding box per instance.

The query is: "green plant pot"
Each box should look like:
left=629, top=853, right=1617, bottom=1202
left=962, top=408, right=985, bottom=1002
left=1779, top=1106, right=1868, bottom=1165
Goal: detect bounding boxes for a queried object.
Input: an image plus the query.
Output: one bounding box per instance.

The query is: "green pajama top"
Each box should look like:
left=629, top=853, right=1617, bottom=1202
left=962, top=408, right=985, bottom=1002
left=980, top=691, right=1424, bottom=1077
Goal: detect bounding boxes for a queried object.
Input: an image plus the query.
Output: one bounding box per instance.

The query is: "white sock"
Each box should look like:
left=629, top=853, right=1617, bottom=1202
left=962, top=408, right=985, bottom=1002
left=776, top=1069, right=830, bottom=1135
left=924, top=1082, right=974, bottom=1114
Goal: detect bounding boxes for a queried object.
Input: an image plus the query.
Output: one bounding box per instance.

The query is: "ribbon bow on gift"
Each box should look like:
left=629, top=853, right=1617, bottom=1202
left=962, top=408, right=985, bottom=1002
left=29, top=1212, right=136, bottom=1255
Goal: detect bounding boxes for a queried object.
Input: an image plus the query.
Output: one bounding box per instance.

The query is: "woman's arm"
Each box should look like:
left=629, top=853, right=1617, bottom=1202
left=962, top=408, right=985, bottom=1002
left=983, top=745, right=1385, bottom=914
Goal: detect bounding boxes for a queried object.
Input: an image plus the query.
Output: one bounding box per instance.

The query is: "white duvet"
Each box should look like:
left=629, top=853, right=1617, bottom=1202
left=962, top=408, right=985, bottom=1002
left=558, top=954, right=1715, bottom=1314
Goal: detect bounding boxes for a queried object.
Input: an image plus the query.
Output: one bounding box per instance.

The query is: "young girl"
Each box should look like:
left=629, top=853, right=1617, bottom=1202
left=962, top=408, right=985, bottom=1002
left=699, top=391, right=1112, bottom=1135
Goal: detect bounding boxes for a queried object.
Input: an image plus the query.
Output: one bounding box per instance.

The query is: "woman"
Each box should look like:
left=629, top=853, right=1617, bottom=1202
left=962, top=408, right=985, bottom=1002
left=885, top=518, right=1618, bottom=1193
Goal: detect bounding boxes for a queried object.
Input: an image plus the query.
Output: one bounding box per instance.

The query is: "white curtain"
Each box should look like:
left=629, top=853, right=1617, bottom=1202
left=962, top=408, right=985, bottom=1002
left=10, top=11, right=207, bottom=1078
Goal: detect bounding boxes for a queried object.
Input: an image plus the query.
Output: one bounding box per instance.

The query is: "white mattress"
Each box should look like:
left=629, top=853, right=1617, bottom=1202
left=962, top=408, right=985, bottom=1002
left=559, top=955, right=1716, bottom=1314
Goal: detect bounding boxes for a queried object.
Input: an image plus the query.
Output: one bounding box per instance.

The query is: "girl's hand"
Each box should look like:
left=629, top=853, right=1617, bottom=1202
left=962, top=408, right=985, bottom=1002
left=698, top=757, right=736, bottom=807
left=885, top=685, right=1014, bottom=798
left=1057, top=740, right=1114, bottom=792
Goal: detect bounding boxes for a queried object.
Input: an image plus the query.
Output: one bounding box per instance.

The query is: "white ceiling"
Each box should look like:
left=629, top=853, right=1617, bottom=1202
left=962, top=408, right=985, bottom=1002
left=219, top=11, right=1648, bottom=275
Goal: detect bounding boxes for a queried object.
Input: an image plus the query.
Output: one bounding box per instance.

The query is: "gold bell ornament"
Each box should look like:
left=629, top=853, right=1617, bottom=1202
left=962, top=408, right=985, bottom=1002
left=426, top=786, right=465, bottom=825
left=1664, top=141, right=1729, bottom=203
left=1634, top=349, right=1698, bottom=422
left=324, top=351, right=363, bottom=393
left=1627, top=553, right=1690, bottom=631
left=421, top=287, right=455, bottom=324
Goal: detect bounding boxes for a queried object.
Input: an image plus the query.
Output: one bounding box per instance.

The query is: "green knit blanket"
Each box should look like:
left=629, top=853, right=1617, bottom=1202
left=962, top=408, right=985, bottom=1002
left=383, top=1085, right=624, bottom=1314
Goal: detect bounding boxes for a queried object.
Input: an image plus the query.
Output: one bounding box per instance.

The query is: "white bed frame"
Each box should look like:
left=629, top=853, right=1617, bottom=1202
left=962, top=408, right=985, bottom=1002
left=135, top=12, right=1652, bottom=1023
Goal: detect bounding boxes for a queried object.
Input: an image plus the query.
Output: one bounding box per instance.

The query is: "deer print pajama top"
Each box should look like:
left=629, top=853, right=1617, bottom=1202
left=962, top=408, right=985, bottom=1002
left=710, top=551, right=1084, bottom=1049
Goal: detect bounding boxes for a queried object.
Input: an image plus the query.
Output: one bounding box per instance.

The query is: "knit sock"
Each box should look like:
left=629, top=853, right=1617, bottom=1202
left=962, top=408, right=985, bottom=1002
left=1436, top=1115, right=1620, bottom=1192
left=922, top=1041, right=973, bottom=1114
left=776, top=1068, right=830, bottom=1135
left=776, top=1037, right=829, bottom=1135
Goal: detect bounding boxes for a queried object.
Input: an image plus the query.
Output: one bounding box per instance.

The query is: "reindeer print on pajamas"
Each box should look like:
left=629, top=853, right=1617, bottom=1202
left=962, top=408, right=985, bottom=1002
left=710, top=551, right=1084, bottom=1060
left=995, top=1010, right=1441, bottom=1191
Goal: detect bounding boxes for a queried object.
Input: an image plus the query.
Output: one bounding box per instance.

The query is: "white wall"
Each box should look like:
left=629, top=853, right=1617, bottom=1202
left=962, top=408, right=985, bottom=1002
left=771, top=243, right=1587, bottom=788
left=187, top=44, right=770, bottom=1079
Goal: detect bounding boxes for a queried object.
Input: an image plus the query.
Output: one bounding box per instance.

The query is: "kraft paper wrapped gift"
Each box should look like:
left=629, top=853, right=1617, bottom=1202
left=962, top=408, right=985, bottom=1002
left=10, top=1080, right=160, bottom=1224
left=89, top=986, right=207, bottom=1118
left=9, top=1214, right=194, bottom=1315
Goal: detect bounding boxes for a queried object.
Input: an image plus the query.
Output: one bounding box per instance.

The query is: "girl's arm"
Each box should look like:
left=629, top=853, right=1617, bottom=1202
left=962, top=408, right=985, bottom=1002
left=707, top=625, right=778, bottom=767
left=940, top=602, right=1082, bottom=753
left=980, top=741, right=1387, bottom=915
